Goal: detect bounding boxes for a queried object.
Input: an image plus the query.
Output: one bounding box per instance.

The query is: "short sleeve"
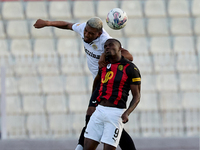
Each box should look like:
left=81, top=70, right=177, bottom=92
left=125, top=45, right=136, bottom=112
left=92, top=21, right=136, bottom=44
left=127, top=64, right=141, bottom=85
left=72, top=22, right=86, bottom=36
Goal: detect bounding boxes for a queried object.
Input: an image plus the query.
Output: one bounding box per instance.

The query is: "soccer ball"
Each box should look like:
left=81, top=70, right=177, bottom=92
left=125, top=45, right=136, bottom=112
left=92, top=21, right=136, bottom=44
left=106, top=8, right=128, bottom=30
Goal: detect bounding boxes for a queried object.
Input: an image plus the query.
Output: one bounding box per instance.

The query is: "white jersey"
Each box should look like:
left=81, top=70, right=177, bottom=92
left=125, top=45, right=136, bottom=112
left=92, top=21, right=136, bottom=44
left=72, top=22, right=111, bottom=79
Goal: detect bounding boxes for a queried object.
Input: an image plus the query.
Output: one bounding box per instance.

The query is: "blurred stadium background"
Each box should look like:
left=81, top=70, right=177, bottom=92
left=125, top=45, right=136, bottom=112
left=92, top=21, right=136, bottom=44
left=0, top=0, right=199, bottom=149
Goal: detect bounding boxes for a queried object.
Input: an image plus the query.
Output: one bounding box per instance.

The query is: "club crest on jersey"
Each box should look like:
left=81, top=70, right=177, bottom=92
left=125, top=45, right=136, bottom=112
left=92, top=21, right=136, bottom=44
left=118, top=65, right=123, bottom=71
left=107, top=64, right=111, bottom=69
left=92, top=44, right=98, bottom=50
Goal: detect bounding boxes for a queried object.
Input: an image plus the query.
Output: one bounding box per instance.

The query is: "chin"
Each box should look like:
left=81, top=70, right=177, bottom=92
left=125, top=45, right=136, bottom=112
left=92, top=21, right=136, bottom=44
left=106, top=52, right=112, bottom=56
left=84, top=39, right=91, bottom=43
left=105, top=54, right=111, bottom=60
left=105, top=53, right=110, bottom=57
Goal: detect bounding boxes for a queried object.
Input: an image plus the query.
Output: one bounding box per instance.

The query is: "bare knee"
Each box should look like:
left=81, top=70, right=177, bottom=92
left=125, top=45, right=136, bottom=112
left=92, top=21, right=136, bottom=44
left=103, top=143, right=116, bottom=150
left=84, top=138, right=99, bottom=150
left=86, top=106, right=96, bottom=116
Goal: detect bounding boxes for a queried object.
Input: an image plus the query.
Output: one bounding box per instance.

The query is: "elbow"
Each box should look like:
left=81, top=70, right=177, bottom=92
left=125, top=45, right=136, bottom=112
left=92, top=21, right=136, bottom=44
left=127, top=53, right=133, bottom=61
left=125, top=55, right=133, bottom=61
left=129, top=55, right=133, bottom=61
left=136, top=98, right=140, bottom=105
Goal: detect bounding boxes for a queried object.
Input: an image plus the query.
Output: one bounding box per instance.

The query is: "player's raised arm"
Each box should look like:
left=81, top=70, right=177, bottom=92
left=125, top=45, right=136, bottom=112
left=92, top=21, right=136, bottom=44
left=33, top=19, right=74, bottom=30
left=121, top=48, right=133, bottom=61
left=98, top=48, right=133, bottom=68
left=98, top=53, right=109, bottom=68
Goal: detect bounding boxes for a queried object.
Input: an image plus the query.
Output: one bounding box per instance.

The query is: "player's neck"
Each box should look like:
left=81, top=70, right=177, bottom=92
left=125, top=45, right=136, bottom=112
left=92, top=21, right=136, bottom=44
left=109, top=55, right=121, bottom=64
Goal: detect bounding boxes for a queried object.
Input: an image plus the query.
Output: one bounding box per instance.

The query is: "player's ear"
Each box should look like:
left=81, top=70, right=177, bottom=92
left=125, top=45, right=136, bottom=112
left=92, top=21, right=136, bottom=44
left=119, top=47, right=122, bottom=52
left=98, top=31, right=102, bottom=37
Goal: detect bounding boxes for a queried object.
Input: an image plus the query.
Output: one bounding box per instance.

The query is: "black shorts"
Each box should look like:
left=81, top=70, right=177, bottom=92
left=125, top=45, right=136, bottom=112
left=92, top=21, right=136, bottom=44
left=88, top=83, right=100, bottom=107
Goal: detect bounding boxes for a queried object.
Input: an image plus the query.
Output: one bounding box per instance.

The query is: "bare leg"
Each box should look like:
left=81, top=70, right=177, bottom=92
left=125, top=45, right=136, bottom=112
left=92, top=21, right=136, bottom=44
left=103, top=143, right=116, bottom=150
left=83, top=138, right=99, bottom=150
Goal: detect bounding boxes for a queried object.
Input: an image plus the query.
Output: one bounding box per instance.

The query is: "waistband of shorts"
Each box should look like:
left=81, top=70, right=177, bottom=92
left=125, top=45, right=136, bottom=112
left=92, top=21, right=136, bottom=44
left=97, top=105, right=126, bottom=113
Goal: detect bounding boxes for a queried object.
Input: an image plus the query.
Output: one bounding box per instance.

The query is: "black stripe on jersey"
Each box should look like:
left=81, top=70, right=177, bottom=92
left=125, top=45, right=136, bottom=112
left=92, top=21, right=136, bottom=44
left=108, top=64, right=123, bottom=104
left=121, top=78, right=130, bottom=105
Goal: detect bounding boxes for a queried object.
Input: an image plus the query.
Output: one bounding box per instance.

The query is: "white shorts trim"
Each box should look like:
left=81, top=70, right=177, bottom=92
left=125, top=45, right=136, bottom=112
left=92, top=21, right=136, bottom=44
left=84, top=105, right=125, bottom=147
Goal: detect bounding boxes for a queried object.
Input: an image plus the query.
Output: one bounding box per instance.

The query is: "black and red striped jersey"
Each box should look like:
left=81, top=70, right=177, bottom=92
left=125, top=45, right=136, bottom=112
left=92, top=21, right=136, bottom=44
left=97, top=56, right=141, bottom=109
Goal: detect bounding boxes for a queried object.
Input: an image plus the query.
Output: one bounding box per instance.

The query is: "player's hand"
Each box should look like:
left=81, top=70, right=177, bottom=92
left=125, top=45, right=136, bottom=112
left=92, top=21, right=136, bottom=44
left=33, top=19, right=48, bottom=28
left=98, top=53, right=109, bottom=68
left=121, top=112, right=129, bottom=124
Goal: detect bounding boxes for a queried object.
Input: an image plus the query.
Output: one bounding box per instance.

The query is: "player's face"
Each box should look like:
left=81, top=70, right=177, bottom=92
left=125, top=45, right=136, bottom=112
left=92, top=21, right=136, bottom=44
left=84, top=25, right=101, bottom=43
left=104, top=40, right=120, bottom=58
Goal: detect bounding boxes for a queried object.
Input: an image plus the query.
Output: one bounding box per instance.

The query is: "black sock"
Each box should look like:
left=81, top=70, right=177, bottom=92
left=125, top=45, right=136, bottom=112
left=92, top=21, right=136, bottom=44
left=119, top=129, right=136, bottom=150
left=78, top=115, right=91, bottom=146
left=78, top=126, right=86, bottom=146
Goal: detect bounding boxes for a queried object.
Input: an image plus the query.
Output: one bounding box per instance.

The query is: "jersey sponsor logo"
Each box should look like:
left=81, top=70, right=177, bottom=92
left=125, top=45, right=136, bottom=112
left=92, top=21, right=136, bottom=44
left=132, top=77, right=141, bottom=82
left=84, top=47, right=100, bottom=59
left=107, top=64, right=111, bottom=69
left=92, top=100, right=97, bottom=103
left=134, top=67, right=138, bottom=71
left=92, top=44, right=98, bottom=50
left=118, top=65, right=123, bottom=71
left=101, top=71, right=113, bottom=83
left=76, top=23, right=80, bottom=26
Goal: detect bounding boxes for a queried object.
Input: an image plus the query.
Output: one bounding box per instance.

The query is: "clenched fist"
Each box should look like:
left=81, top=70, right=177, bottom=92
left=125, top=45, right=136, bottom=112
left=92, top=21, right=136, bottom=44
left=98, top=53, right=109, bottom=68
left=33, top=19, right=49, bottom=28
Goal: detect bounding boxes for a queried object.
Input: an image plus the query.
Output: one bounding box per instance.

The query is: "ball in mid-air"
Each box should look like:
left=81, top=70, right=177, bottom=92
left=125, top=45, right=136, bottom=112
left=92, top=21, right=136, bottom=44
left=106, top=8, right=128, bottom=30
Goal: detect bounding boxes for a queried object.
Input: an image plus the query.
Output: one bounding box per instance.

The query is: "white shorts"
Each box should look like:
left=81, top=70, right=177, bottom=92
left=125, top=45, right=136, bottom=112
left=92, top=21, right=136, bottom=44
left=84, top=105, right=125, bottom=148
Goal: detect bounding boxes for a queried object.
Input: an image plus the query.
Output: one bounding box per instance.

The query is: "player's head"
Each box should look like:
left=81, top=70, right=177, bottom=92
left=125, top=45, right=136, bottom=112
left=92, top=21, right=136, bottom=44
left=104, top=38, right=122, bottom=59
left=84, top=17, right=103, bottom=43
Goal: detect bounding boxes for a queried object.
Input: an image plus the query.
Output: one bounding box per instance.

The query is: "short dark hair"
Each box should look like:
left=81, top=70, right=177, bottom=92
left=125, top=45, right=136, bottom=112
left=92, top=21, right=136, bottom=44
left=106, top=38, right=122, bottom=48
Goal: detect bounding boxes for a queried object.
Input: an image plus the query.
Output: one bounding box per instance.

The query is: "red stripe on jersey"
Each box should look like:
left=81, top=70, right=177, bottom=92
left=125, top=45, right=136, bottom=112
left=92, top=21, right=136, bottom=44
left=97, top=67, right=107, bottom=102
left=114, top=64, right=129, bottom=105
left=103, top=63, right=119, bottom=100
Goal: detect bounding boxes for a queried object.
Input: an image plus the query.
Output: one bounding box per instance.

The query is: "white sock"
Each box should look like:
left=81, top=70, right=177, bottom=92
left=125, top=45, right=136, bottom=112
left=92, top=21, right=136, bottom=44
left=75, top=144, right=83, bottom=150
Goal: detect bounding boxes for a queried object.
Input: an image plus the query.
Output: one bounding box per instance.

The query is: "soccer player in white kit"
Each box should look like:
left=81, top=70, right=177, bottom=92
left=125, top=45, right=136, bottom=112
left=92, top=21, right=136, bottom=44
left=34, top=17, right=136, bottom=150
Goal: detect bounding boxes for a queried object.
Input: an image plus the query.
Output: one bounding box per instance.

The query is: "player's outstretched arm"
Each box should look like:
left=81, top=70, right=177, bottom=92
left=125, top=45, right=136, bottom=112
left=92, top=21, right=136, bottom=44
left=121, top=84, right=141, bottom=123
left=33, top=19, right=74, bottom=30
left=121, top=48, right=133, bottom=61
left=98, top=53, right=109, bottom=68
left=98, top=48, right=133, bottom=68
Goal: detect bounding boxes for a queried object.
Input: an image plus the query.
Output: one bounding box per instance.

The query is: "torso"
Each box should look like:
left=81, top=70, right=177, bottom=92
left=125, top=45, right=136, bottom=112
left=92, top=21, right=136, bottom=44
left=72, top=22, right=112, bottom=78
left=97, top=57, right=141, bottom=108
left=99, top=98, right=116, bottom=107
left=97, top=57, right=131, bottom=108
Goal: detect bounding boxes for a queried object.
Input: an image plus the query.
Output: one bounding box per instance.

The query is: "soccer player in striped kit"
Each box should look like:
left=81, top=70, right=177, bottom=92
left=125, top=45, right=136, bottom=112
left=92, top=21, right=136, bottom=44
left=84, top=38, right=141, bottom=150
left=34, top=17, right=136, bottom=150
